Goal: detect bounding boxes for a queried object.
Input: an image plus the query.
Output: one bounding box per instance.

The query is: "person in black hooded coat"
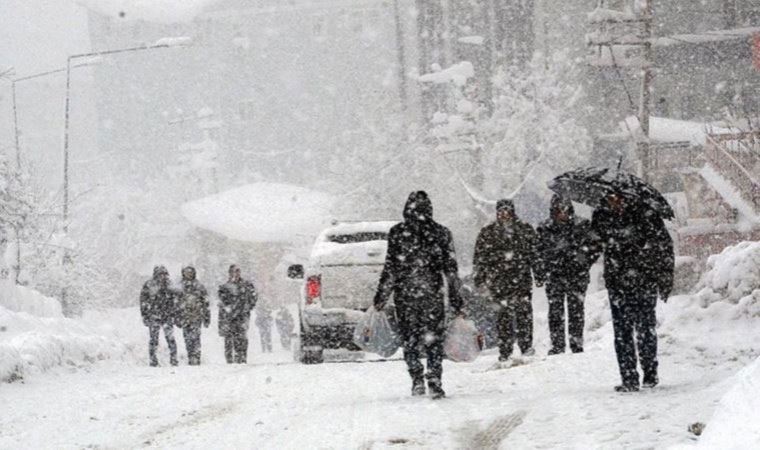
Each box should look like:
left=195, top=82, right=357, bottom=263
left=140, top=265, right=178, bottom=367
left=592, top=192, right=674, bottom=392
left=374, top=191, right=463, bottom=399
left=536, top=195, right=601, bottom=355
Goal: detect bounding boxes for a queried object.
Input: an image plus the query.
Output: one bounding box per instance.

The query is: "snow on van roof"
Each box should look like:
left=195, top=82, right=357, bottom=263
left=182, top=182, right=334, bottom=243
left=319, top=221, right=398, bottom=239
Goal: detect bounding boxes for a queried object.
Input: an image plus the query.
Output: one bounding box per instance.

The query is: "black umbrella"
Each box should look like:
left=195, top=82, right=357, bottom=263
left=547, top=167, right=674, bottom=219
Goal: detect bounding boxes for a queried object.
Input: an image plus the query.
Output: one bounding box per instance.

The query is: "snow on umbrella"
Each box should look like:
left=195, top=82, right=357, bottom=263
left=547, top=167, right=674, bottom=219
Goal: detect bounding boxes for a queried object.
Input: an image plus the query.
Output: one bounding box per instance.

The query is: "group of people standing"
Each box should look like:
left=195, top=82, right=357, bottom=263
left=139, top=264, right=294, bottom=366
left=375, top=190, right=673, bottom=399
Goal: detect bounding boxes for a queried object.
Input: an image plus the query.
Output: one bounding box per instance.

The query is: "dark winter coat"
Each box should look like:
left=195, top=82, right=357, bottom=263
left=276, top=309, right=294, bottom=336
left=175, top=267, right=210, bottom=329
left=536, top=200, right=601, bottom=286
left=591, top=203, right=674, bottom=296
left=140, top=266, right=176, bottom=325
left=218, top=278, right=257, bottom=337
left=374, top=191, right=463, bottom=337
left=473, top=219, right=540, bottom=298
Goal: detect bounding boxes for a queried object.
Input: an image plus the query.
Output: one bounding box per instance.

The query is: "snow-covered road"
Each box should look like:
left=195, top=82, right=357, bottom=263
left=0, top=340, right=748, bottom=449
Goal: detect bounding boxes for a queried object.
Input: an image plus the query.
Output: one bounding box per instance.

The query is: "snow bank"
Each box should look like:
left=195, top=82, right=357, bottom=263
left=696, top=241, right=760, bottom=304
left=182, top=182, right=334, bottom=243
left=0, top=306, right=138, bottom=383
left=691, top=356, right=760, bottom=449
left=77, top=0, right=219, bottom=23
left=0, top=281, right=62, bottom=318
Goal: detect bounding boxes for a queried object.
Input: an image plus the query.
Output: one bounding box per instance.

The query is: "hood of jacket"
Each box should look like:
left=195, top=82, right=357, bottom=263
left=403, top=190, right=433, bottom=224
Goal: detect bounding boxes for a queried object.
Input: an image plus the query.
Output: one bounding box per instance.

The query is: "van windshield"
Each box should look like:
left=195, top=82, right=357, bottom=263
left=326, top=232, right=388, bottom=244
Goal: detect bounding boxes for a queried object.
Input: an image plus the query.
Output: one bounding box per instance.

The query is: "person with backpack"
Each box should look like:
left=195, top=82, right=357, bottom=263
left=139, top=265, right=178, bottom=367
left=374, top=191, right=464, bottom=399
left=175, top=266, right=210, bottom=365
left=218, top=264, right=258, bottom=364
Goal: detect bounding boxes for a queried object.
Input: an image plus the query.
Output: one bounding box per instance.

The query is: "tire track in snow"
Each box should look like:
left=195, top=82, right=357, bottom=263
left=458, top=411, right=527, bottom=450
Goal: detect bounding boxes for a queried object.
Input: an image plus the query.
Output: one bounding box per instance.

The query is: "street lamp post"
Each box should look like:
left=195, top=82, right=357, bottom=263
left=60, top=39, right=191, bottom=314
left=62, top=39, right=192, bottom=230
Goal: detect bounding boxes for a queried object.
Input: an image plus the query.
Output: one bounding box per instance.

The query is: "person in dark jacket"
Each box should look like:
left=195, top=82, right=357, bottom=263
left=218, top=264, right=258, bottom=364
left=374, top=191, right=464, bottom=399
left=473, top=199, right=540, bottom=362
left=592, top=192, right=674, bottom=392
left=255, top=304, right=274, bottom=353
left=175, top=266, right=210, bottom=365
left=536, top=195, right=601, bottom=355
left=140, top=265, right=178, bottom=367
left=275, top=307, right=295, bottom=350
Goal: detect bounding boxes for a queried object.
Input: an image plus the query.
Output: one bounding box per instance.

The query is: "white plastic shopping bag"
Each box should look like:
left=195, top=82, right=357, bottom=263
left=352, top=306, right=401, bottom=358
left=444, top=317, right=483, bottom=363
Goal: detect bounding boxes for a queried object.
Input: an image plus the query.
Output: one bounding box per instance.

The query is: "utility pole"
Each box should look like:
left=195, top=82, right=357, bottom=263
left=638, top=0, right=654, bottom=182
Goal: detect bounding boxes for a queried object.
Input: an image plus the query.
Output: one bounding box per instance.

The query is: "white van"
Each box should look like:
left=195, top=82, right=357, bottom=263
left=287, top=221, right=397, bottom=364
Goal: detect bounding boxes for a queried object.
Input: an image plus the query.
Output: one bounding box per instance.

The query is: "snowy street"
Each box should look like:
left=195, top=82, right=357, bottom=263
left=2, top=287, right=757, bottom=449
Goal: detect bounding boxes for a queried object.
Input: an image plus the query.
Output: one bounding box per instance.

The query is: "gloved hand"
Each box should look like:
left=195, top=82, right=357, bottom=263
left=660, top=289, right=671, bottom=303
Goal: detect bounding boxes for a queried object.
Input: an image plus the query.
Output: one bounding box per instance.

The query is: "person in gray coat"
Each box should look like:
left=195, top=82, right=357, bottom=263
left=175, top=266, right=210, bottom=365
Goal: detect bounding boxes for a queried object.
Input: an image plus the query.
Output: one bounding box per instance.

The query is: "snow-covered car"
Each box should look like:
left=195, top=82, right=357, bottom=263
left=287, top=221, right=398, bottom=364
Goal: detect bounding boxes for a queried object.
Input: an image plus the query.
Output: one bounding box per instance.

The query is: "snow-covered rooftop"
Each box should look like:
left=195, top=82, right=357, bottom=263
left=181, top=182, right=334, bottom=243
left=655, top=27, right=760, bottom=47
left=620, top=116, right=730, bottom=146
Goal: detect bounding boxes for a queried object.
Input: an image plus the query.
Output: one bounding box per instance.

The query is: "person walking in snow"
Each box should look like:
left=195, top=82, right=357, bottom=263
left=374, top=191, right=464, bottom=399
left=592, top=192, right=674, bottom=392
left=175, top=266, right=210, bottom=365
left=275, top=307, right=295, bottom=350
left=255, top=303, right=274, bottom=353
left=140, top=265, right=178, bottom=367
left=473, top=199, right=541, bottom=363
left=536, top=195, right=601, bottom=355
left=218, top=264, right=258, bottom=364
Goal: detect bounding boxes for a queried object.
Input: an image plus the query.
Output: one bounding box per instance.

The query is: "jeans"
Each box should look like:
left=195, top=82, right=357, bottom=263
left=546, top=278, right=587, bottom=353
left=608, top=287, right=658, bottom=386
left=494, top=294, right=533, bottom=359
left=148, top=322, right=177, bottom=366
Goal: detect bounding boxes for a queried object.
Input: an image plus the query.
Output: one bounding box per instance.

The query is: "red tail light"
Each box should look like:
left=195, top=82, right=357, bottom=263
left=306, top=275, right=321, bottom=304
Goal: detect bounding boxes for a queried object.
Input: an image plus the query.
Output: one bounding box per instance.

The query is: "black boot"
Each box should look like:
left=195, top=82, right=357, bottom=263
left=642, top=374, right=659, bottom=388
left=411, top=377, right=426, bottom=396
left=427, top=377, right=445, bottom=400
left=614, top=383, right=640, bottom=393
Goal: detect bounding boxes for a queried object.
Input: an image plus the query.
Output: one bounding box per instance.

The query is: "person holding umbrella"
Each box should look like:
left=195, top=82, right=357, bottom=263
left=549, top=168, right=675, bottom=392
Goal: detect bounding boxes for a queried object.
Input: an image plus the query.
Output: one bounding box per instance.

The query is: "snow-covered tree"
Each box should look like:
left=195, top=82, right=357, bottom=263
left=428, top=51, right=593, bottom=223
